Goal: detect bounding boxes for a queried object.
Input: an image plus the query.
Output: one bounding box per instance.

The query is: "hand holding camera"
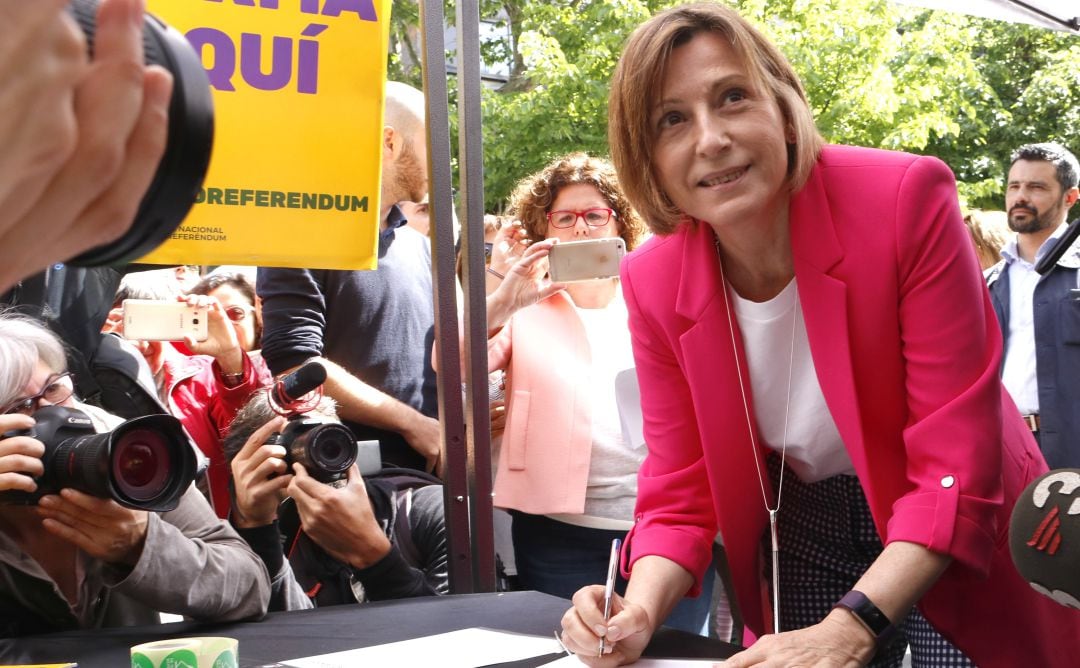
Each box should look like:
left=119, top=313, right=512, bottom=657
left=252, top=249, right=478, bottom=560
left=229, top=414, right=291, bottom=529
left=0, top=0, right=175, bottom=290
left=486, top=238, right=566, bottom=333
left=37, top=487, right=149, bottom=566
left=176, top=295, right=245, bottom=373
left=0, top=414, right=46, bottom=494
left=288, top=463, right=391, bottom=570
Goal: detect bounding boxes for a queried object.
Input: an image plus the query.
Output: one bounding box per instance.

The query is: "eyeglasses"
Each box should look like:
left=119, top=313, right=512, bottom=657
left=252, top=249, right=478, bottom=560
left=224, top=304, right=254, bottom=322
left=545, top=208, right=616, bottom=229
left=3, top=372, right=75, bottom=415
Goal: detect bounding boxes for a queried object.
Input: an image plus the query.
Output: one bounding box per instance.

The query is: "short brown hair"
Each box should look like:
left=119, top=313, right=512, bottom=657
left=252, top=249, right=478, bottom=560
left=506, top=152, right=646, bottom=251
left=609, top=2, right=823, bottom=235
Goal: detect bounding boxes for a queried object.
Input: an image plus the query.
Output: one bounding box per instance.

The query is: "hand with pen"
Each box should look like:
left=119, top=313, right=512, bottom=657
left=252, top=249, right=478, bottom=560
left=559, top=585, right=653, bottom=666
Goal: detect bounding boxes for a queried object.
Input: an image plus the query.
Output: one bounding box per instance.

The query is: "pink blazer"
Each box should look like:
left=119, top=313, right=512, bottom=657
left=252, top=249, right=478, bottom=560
left=488, top=291, right=594, bottom=514
left=621, top=145, right=1080, bottom=665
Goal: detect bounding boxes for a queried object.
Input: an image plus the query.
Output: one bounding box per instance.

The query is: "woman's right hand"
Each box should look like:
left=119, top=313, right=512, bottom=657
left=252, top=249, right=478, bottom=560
left=488, top=219, right=530, bottom=278
left=491, top=238, right=567, bottom=320
left=560, top=584, right=655, bottom=666
left=0, top=414, right=45, bottom=493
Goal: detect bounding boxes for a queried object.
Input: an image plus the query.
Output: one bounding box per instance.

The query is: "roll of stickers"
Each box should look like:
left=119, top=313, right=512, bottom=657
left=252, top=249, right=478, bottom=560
left=130, top=636, right=238, bottom=668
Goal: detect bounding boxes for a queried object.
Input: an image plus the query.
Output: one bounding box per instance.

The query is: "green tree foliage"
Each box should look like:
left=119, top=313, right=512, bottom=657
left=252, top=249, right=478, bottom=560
left=389, top=0, right=1080, bottom=213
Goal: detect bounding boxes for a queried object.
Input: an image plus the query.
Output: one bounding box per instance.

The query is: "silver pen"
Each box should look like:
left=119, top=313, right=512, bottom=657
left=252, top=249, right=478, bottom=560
left=598, top=538, right=622, bottom=657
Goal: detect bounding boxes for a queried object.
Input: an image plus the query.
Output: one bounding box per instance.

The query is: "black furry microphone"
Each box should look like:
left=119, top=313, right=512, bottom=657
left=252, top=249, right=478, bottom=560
left=1009, top=469, right=1080, bottom=609
left=1034, top=217, right=1080, bottom=275
left=270, top=360, right=327, bottom=414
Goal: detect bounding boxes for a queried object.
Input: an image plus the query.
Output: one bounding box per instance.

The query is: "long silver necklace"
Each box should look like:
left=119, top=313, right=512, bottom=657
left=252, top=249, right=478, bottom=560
left=715, top=237, right=798, bottom=634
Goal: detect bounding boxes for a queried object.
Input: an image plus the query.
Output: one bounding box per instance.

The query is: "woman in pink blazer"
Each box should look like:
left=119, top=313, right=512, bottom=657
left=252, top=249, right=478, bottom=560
left=560, top=3, right=1080, bottom=667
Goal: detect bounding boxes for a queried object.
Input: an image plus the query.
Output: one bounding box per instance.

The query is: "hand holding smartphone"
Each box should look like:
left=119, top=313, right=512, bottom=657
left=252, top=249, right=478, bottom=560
left=547, top=238, right=626, bottom=283
left=121, top=299, right=209, bottom=341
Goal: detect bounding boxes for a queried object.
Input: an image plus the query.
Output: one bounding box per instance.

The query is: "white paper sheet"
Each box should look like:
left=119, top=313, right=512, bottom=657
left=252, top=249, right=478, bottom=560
left=279, top=627, right=561, bottom=667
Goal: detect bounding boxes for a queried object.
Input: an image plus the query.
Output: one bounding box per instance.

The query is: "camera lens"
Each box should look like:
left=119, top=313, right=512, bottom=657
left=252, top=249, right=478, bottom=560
left=290, top=423, right=357, bottom=483
left=108, top=414, right=196, bottom=511
left=65, top=0, right=214, bottom=267
left=111, top=428, right=170, bottom=502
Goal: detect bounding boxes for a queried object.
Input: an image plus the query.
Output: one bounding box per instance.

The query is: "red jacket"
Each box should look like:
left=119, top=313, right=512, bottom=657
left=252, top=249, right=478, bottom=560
left=621, top=145, right=1080, bottom=665
left=161, top=348, right=272, bottom=517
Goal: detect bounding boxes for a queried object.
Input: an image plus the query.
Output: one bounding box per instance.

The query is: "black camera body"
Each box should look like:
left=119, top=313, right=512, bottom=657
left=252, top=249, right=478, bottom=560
left=0, top=406, right=196, bottom=512
left=267, top=416, right=358, bottom=484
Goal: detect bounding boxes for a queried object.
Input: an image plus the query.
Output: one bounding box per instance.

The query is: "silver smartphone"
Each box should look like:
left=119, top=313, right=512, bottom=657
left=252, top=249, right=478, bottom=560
left=547, top=238, right=626, bottom=283
left=121, top=299, right=209, bottom=341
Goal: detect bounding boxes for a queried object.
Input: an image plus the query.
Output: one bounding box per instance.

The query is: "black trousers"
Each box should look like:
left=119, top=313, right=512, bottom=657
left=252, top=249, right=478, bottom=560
left=764, top=456, right=974, bottom=667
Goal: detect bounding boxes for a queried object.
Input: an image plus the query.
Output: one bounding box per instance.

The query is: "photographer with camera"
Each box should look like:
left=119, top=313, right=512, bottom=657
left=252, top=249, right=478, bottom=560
left=0, top=313, right=270, bottom=636
left=0, top=0, right=172, bottom=292
left=224, top=384, right=448, bottom=612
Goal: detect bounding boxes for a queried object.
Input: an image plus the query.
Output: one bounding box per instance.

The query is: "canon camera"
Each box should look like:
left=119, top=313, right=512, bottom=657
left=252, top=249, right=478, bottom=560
left=0, top=405, right=196, bottom=512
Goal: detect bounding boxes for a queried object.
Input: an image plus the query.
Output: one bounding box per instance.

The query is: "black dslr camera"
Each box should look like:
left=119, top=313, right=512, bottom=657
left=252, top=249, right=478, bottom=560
left=265, top=360, right=358, bottom=484
left=266, top=418, right=358, bottom=484
left=0, top=406, right=196, bottom=512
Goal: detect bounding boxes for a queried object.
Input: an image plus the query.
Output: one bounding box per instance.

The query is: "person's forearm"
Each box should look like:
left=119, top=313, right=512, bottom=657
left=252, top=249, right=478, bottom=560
left=318, top=358, right=424, bottom=435
left=848, top=540, right=951, bottom=622
left=623, top=555, right=696, bottom=635
left=485, top=290, right=517, bottom=334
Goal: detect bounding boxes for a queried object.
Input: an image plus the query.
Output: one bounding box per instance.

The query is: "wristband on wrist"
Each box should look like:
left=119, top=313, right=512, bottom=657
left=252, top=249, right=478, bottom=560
left=220, top=370, right=245, bottom=387
left=833, top=590, right=898, bottom=654
left=486, top=266, right=505, bottom=280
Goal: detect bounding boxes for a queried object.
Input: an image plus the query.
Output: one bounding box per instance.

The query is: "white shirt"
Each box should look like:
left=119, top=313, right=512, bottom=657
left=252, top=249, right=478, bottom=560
left=999, top=224, right=1067, bottom=415
left=548, top=289, right=643, bottom=530
left=733, top=279, right=854, bottom=483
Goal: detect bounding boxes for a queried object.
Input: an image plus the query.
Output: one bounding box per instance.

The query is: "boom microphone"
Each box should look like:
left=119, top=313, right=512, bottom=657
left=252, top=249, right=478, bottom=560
left=1034, top=217, right=1080, bottom=275
left=1009, top=469, right=1080, bottom=609
left=270, top=360, right=327, bottom=415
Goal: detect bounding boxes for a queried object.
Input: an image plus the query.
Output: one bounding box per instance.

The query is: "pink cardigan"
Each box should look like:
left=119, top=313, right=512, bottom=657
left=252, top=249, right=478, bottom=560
left=488, top=291, right=595, bottom=515
left=621, top=145, right=1080, bottom=665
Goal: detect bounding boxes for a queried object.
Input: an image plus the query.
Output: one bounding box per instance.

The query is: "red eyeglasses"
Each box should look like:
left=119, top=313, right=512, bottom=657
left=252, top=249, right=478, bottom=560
left=224, top=304, right=254, bottom=322
left=545, top=208, right=616, bottom=229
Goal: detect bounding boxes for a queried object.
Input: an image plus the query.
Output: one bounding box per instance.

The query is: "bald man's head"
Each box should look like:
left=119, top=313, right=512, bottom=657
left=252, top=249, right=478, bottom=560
left=384, top=81, right=426, bottom=144
left=382, top=82, right=429, bottom=208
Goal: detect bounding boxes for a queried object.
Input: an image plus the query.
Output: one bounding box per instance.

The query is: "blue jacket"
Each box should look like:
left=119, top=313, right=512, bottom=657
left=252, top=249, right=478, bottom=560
left=987, top=228, right=1080, bottom=468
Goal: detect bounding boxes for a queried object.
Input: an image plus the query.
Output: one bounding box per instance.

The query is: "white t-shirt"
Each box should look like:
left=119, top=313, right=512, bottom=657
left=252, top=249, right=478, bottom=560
left=548, top=290, right=643, bottom=529
left=732, top=279, right=853, bottom=483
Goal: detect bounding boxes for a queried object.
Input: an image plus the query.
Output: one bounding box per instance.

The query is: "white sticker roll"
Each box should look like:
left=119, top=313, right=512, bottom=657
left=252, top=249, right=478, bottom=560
left=130, top=636, right=238, bottom=668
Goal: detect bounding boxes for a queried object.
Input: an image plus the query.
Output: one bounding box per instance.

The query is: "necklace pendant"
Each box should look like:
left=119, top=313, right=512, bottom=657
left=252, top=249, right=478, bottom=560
left=769, top=508, right=781, bottom=634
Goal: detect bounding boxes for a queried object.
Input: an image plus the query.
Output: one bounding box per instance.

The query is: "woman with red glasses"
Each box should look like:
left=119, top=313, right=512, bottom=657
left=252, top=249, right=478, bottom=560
left=480, top=154, right=711, bottom=634
left=115, top=272, right=272, bottom=519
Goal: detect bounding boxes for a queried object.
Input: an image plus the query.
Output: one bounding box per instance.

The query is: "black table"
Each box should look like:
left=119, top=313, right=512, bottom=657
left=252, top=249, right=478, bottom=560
left=0, top=591, right=738, bottom=667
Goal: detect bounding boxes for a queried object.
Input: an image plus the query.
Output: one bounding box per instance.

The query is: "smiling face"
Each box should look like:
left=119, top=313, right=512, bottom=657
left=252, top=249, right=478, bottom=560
left=545, top=183, right=620, bottom=243
left=649, top=32, right=791, bottom=233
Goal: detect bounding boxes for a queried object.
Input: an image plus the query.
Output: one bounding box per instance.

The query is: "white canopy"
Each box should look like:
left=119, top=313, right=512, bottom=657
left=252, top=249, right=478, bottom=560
left=891, top=0, right=1079, bottom=33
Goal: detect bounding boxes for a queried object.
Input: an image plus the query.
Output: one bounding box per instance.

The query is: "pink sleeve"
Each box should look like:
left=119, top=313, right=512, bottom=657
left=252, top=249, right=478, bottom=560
left=886, top=155, right=1005, bottom=574
left=620, top=260, right=717, bottom=595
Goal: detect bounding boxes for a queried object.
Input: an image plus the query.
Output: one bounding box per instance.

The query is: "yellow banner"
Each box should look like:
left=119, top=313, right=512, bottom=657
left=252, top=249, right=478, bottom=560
left=141, top=0, right=391, bottom=270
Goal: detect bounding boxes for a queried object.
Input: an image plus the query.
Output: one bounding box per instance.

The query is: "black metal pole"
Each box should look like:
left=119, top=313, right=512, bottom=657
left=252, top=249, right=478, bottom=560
left=455, top=0, right=497, bottom=592
left=419, top=0, right=473, bottom=593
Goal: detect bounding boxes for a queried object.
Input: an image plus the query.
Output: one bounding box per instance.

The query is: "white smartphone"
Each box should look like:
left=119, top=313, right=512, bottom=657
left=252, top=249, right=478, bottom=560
left=121, top=299, right=209, bottom=342
left=547, top=238, right=626, bottom=283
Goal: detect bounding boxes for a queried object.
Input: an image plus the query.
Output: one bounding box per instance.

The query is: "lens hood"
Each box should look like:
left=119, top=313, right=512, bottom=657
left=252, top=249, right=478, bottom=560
left=66, top=0, right=214, bottom=267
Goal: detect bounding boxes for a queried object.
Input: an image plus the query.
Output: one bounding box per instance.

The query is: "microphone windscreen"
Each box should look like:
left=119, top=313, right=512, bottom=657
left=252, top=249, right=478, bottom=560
left=1009, top=468, right=1080, bottom=610
left=278, top=360, right=327, bottom=403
